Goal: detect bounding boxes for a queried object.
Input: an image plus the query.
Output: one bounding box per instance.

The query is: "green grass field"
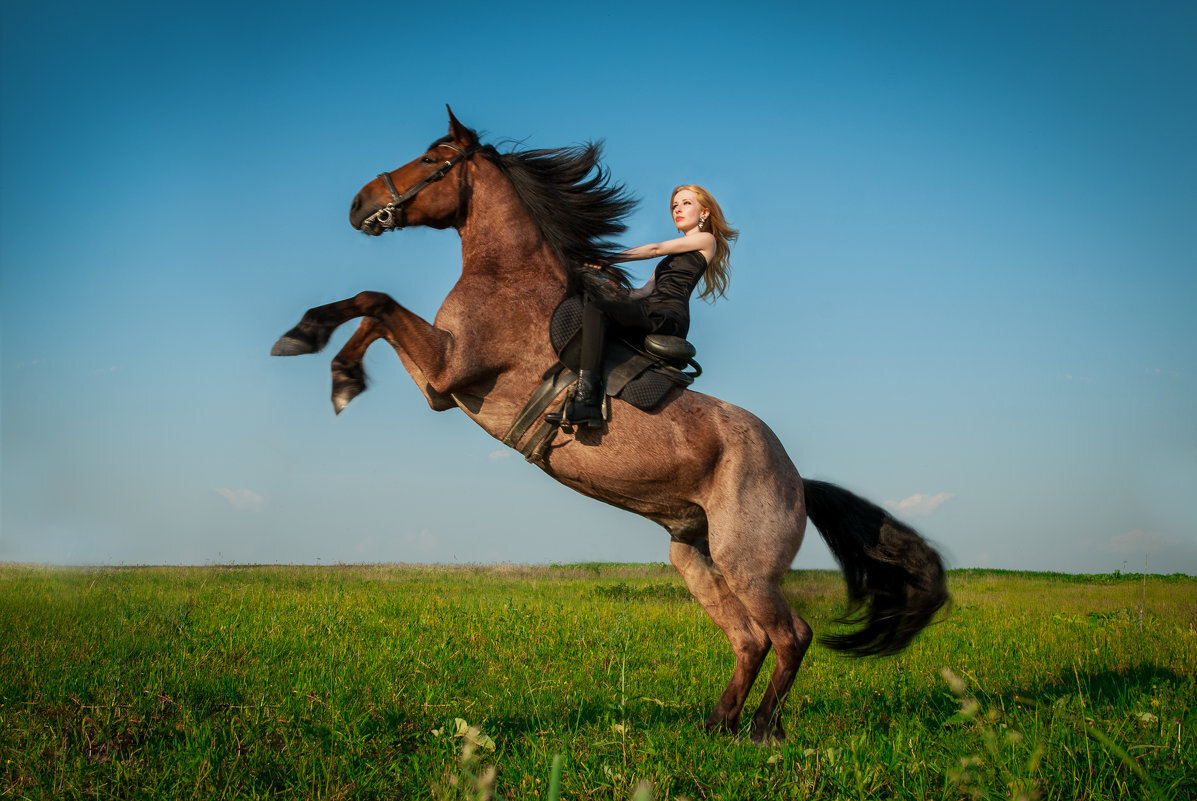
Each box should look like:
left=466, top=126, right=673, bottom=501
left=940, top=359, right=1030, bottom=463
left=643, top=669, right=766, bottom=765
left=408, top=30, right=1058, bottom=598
left=1, top=563, right=1193, bottom=800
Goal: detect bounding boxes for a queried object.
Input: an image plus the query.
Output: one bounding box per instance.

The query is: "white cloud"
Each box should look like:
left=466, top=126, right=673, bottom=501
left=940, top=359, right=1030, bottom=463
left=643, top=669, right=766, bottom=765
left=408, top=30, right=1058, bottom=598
left=403, top=528, right=437, bottom=555
left=215, top=488, right=265, bottom=512
left=884, top=492, right=954, bottom=517
left=1097, top=529, right=1177, bottom=554
left=488, top=449, right=513, bottom=461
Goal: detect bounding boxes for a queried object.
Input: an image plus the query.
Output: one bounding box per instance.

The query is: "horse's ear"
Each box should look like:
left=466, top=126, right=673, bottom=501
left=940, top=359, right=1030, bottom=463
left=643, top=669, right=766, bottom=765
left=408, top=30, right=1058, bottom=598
left=446, top=105, right=477, bottom=146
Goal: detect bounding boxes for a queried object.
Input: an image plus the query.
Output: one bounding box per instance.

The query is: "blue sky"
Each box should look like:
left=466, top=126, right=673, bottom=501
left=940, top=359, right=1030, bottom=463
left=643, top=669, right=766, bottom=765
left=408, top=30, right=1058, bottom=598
left=2, top=1, right=1194, bottom=573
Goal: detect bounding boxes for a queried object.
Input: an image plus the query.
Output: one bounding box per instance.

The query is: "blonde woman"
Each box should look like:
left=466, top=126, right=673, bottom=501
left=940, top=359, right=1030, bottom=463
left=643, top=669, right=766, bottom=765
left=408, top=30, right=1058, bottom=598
left=548, top=184, right=739, bottom=428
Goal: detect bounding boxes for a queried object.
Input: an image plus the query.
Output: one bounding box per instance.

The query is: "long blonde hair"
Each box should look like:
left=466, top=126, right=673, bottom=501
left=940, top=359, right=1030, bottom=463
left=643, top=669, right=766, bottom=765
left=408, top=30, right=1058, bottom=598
left=672, top=184, right=738, bottom=301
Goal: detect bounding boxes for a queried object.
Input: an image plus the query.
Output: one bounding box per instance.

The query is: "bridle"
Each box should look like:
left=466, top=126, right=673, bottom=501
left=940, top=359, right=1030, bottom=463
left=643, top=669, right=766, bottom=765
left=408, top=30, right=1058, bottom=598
left=361, top=142, right=479, bottom=231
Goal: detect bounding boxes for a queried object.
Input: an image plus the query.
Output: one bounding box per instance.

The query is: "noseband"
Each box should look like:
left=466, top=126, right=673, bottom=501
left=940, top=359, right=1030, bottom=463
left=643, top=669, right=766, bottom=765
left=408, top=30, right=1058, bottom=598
left=362, top=142, right=479, bottom=231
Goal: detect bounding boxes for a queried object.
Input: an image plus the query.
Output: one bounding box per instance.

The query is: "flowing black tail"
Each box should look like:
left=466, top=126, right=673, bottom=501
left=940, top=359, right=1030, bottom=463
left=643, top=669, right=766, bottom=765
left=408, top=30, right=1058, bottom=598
left=804, top=479, right=949, bottom=656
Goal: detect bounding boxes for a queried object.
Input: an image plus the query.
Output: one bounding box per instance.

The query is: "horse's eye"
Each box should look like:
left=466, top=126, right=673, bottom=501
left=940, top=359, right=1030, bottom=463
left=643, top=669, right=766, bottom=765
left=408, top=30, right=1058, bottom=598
left=421, top=157, right=435, bottom=164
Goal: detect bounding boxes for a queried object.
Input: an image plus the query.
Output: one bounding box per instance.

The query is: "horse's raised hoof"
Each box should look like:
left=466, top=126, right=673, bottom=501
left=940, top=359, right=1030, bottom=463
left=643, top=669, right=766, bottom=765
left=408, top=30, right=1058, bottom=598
left=331, top=360, right=367, bottom=414
left=271, top=336, right=309, bottom=356
left=270, top=323, right=331, bottom=356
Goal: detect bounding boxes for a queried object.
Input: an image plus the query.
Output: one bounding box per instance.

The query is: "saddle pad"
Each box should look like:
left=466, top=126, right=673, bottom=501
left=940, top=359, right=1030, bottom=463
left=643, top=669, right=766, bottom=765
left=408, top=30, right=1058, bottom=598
left=548, top=295, right=683, bottom=412
left=548, top=294, right=585, bottom=355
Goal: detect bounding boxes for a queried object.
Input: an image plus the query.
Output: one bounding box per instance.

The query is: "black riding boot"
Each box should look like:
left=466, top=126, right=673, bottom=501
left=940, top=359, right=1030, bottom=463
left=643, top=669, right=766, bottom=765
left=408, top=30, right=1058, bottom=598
left=546, top=369, right=604, bottom=429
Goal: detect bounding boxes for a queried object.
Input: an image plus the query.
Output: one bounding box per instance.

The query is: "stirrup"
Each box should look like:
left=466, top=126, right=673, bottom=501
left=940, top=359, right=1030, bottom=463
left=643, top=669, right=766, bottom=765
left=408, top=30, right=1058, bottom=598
left=545, top=384, right=605, bottom=431
left=545, top=399, right=604, bottom=430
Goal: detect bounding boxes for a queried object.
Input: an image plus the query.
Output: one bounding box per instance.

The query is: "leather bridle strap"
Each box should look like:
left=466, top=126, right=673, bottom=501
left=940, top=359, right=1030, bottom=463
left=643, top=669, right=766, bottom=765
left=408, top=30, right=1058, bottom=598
left=366, top=142, right=479, bottom=230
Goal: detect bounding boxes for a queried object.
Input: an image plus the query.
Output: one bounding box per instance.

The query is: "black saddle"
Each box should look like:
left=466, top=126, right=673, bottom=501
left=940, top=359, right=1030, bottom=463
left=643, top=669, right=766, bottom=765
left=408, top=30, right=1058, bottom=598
left=548, top=295, right=702, bottom=412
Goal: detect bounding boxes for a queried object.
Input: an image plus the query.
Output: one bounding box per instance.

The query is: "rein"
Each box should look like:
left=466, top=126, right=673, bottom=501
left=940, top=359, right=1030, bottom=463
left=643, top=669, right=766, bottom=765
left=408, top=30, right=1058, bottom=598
left=363, top=142, right=479, bottom=230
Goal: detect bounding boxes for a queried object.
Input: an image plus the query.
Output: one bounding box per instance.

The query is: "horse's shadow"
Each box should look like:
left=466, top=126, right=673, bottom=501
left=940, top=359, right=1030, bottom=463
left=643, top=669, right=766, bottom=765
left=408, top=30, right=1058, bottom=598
left=481, top=698, right=700, bottom=740
left=470, top=662, right=1187, bottom=742
left=898, top=662, right=1188, bottom=730
left=996, top=663, right=1185, bottom=710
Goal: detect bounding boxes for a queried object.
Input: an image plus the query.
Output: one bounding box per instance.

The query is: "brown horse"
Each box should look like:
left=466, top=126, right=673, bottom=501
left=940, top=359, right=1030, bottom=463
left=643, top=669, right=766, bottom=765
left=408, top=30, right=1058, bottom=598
left=273, top=108, right=947, bottom=743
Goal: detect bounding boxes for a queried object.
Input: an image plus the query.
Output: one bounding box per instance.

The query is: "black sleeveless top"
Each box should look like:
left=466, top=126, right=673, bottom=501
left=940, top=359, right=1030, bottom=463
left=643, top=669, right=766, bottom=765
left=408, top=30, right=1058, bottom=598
left=644, top=250, right=707, bottom=336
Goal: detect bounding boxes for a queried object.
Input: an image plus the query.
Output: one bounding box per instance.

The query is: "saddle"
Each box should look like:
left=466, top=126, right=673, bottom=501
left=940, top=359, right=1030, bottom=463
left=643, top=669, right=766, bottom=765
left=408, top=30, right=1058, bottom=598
left=548, top=294, right=702, bottom=410
left=499, top=295, right=702, bottom=461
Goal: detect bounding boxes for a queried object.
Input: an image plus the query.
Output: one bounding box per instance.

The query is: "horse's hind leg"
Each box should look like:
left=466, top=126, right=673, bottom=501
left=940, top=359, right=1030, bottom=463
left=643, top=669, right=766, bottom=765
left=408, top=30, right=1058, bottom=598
left=669, top=540, right=771, bottom=735
left=719, top=568, right=813, bottom=744
left=330, top=319, right=384, bottom=414
left=700, top=496, right=811, bottom=742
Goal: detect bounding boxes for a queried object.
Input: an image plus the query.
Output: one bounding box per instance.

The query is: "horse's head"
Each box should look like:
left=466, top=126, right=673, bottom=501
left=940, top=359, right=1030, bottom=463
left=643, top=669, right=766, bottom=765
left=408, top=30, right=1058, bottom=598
left=350, top=107, right=480, bottom=235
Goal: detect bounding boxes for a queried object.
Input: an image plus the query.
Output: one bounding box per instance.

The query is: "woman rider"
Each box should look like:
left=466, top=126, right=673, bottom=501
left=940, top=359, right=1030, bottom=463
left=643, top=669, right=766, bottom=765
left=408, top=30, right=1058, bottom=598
left=548, top=184, right=738, bottom=428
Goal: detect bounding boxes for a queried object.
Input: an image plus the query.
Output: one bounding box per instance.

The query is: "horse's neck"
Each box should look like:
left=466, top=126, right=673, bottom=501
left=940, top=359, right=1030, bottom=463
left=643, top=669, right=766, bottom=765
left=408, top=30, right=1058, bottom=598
left=456, top=161, right=567, bottom=294
left=434, top=163, right=570, bottom=434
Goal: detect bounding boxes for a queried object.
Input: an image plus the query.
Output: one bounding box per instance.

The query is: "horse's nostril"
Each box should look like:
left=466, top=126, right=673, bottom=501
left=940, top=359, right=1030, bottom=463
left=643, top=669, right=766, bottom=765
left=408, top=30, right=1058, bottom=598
left=350, top=194, right=362, bottom=213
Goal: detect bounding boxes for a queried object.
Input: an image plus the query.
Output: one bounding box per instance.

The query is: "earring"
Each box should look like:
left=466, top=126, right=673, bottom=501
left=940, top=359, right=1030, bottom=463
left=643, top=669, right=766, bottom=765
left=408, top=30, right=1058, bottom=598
left=698, top=216, right=708, bottom=231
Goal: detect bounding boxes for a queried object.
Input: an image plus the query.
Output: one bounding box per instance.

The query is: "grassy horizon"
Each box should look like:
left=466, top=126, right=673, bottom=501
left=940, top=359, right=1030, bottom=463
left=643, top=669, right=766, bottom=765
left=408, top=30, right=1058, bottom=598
left=4, top=561, right=1192, bottom=577
left=2, top=564, right=1193, bottom=799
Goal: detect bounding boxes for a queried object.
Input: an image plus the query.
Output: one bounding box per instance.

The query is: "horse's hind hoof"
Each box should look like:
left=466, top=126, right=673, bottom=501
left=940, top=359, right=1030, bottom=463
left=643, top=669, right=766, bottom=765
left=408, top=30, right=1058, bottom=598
left=749, top=720, right=786, bottom=746
left=704, top=715, right=738, bottom=737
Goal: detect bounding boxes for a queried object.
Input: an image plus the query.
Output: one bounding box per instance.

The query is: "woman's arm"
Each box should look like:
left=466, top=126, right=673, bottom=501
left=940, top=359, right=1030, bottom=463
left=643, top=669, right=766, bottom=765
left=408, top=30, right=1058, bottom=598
left=611, top=232, right=715, bottom=263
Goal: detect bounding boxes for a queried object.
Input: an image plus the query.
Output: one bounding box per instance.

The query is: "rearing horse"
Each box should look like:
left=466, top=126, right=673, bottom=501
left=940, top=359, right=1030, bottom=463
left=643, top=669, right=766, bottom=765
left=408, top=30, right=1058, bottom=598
left=273, top=108, right=947, bottom=743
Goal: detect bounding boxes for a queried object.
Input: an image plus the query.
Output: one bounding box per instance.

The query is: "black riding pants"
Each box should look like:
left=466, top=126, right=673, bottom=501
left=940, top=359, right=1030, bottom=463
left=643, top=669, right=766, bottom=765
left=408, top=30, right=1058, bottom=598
left=580, top=295, right=687, bottom=373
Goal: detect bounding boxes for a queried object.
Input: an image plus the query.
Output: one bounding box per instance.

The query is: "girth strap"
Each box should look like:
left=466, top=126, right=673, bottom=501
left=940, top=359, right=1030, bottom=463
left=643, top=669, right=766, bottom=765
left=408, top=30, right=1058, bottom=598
left=500, top=364, right=577, bottom=462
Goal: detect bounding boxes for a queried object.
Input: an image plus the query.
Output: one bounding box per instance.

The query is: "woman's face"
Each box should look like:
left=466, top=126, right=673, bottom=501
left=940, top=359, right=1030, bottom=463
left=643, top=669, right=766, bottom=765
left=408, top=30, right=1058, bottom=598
left=671, top=189, right=707, bottom=232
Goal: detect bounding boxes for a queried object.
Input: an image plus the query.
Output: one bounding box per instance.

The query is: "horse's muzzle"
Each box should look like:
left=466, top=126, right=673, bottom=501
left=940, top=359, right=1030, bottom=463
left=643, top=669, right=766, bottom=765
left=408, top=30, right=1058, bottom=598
left=350, top=194, right=393, bottom=235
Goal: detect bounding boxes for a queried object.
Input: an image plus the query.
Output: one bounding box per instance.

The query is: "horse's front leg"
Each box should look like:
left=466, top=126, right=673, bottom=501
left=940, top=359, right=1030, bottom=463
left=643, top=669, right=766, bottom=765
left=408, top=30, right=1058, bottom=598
left=329, top=319, right=379, bottom=414
left=271, top=294, right=377, bottom=356
left=274, top=292, right=466, bottom=408
left=329, top=318, right=457, bottom=413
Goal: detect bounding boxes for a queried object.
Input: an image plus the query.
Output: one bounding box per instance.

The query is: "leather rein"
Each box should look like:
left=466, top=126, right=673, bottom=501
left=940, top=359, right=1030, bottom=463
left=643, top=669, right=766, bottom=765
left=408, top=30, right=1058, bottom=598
left=362, top=142, right=479, bottom=231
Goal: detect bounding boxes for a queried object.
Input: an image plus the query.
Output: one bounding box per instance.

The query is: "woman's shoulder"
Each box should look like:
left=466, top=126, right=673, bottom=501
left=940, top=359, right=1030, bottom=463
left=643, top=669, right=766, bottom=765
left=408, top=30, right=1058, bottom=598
left=689, top=232, right=716, bottom=264
left=666, top=232, right=714, bottom=263
left=689, top=232, right=716, bottom=251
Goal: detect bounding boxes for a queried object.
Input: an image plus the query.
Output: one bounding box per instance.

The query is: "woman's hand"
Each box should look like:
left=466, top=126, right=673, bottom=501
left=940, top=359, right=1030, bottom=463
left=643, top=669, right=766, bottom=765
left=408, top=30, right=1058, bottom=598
left=579, top=266, right=628, bottom=300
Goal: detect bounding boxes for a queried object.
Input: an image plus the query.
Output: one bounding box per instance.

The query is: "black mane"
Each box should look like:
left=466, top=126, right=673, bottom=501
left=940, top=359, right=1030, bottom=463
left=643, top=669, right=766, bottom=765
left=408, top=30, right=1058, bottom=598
left=437, top=133, right=638, bottom=290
